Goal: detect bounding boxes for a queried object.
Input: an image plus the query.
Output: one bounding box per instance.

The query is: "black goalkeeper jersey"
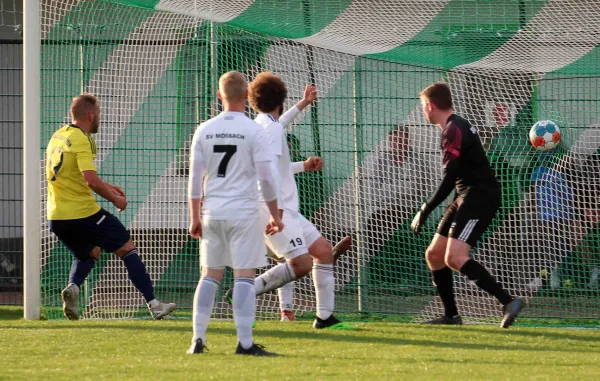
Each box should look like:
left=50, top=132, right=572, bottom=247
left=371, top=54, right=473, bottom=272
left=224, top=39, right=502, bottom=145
left=425, top=114, right=499, bottom=211
left=442, top=114, right=499, bottom=194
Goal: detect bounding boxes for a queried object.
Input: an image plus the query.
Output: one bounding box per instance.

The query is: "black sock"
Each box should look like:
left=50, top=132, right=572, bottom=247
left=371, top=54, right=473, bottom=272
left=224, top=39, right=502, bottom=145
left=460, top=259, right=513, bottom=305
left=121, top=249, right=156, bottom=303
left=432, top=267, right=459, bottom=317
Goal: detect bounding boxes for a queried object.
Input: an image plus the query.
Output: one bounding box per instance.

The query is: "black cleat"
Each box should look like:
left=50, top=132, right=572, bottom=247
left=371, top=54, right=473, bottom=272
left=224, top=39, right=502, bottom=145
left=313, top=314, right=356, bottom=330
left=423, top=315, right=463, bottom=325
left=187, top=338, right=207, bottom=354
left=501, top=297, right=525, bottom=329
left=235, top=342, right=278, bottom=356
left=224, top=288, right=233, bottom=305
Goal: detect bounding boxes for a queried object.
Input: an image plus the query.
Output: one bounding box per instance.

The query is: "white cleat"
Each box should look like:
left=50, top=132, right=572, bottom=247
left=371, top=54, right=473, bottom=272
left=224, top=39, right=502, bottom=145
left=61, top=284, right=80, bottom=320
left=149, top=301, right=176, bottom=320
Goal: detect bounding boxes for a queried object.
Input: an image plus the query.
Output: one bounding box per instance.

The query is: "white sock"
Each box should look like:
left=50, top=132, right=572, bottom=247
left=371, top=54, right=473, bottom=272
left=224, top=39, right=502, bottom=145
left=233, top=277, right=255, bottom=350
left=147, top=299, right=159, bottom=308
left=313, top=264, right=334, bottom=320
left=192, top=276, right=219, bottom=344
left=254, top=263, right=296, bottom=296
left=278, top=281, right=294, bottom=311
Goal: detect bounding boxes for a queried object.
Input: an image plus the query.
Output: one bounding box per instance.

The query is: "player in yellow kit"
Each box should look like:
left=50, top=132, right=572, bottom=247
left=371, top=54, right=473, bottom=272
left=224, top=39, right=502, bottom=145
left=46, top=93, right=175, bottom=320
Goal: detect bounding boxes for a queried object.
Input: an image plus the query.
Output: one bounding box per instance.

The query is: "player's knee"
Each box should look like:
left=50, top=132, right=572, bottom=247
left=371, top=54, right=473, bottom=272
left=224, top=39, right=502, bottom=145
left=89, top=247, right=101, bottom=260
left=113, top=240, right=136, bottom=257
left=425, top=246, right=444, bottom=266
left=308, top=238, right=333, bottom=264
left=290, top=254, right=312, bottom=277
left=444, top=251, right=464, bottom=271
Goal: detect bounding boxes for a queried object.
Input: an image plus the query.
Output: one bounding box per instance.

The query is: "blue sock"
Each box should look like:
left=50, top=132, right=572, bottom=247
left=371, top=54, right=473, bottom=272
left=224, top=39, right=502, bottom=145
left=68, top=258, right=96, bottom=287
left=121, top=249, right=156, bottom=303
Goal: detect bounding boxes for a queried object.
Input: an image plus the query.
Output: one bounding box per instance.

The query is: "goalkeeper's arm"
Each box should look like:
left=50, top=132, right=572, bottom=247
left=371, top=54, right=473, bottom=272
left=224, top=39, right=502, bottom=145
left=411, top=162, right=457, bottom=234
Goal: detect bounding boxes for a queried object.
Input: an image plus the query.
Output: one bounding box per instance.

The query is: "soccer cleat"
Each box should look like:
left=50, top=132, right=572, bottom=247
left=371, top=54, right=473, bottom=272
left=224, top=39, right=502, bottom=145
left=501, top=297, right=525, bottom=329
left=224, top=288, right=233, bottom=305
left=332, top=236, right=352, bottom=264
left=280, top=309, right=295, bottom=322
left=235, top=342, right=278, bottom=356
left=423, top=315, right=463, bottom=325
left=61, top=284, right=80, bottom=321
left=313, top=314, right=356, bottom=330
left=187, top=338, right=206, bottom=354
left=148, top=301, right=176, bottom=320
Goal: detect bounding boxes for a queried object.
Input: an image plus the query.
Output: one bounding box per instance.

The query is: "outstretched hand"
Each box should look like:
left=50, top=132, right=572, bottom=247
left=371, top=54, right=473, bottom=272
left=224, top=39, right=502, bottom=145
left=303, top=84, right=317, bottom=103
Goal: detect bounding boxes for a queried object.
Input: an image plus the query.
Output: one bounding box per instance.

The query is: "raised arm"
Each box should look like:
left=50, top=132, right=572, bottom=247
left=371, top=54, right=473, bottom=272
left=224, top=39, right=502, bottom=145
left=279, top=84, right=317, bottom=129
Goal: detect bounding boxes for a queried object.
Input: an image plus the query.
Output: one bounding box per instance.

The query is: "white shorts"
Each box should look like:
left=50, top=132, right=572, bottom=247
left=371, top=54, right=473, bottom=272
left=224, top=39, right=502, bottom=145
left=200, top=217, right=268, bottom=269
left=260, top=205, right=322, bottom=260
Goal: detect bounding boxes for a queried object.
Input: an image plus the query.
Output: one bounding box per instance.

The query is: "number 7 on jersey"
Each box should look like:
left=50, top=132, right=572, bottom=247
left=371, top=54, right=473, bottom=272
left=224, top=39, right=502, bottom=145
left=213, top=145, right=237, bottom=177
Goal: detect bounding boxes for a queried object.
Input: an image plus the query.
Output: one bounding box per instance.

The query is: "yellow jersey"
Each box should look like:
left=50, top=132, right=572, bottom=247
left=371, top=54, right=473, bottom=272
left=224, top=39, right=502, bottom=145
left=46, top=124, right=101, bottom=220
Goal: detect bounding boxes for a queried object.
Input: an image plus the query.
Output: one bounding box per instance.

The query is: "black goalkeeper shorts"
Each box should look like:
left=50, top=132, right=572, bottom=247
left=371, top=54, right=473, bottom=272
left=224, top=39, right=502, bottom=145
left=436, top=188, right=501, bottom=247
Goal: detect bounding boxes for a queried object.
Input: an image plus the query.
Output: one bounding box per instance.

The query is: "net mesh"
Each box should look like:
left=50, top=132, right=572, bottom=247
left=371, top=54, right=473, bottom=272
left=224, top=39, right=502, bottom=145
left=38, top=0, right=600, bottom=326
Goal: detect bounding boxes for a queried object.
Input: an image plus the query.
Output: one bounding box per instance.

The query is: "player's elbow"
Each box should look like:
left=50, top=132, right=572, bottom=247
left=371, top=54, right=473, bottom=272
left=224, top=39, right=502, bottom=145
left=82, top=171, right=101, bottom=189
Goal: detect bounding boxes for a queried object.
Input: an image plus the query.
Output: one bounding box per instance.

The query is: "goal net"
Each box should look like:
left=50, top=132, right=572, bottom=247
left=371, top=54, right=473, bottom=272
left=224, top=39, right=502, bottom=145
left=36, top=0, right=600, bottom=326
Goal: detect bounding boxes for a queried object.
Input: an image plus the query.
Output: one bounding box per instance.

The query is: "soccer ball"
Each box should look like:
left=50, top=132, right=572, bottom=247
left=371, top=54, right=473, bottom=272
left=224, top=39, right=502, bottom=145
left=529, top=120, right=561, bottom=151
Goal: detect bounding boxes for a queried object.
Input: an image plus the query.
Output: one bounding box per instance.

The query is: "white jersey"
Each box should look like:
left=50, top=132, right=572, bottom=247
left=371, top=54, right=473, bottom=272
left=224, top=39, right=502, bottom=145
left=254, top=113, right=299, bottom=213
left=190, top=111, right=270, bottom=219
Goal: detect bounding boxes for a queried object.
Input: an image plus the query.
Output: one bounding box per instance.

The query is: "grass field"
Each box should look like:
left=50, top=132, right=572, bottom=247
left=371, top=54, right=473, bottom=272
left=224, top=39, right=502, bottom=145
left=1, top=307, right=599, bottom=381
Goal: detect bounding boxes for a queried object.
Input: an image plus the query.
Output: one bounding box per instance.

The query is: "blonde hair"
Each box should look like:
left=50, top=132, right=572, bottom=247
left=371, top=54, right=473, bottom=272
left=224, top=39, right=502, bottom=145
left=218, top=71, right=248, bottom=101
left=70, top=93, right=98, bottom=120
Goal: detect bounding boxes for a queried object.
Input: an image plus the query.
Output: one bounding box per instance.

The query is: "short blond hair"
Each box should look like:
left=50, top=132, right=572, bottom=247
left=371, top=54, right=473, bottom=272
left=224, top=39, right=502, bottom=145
left=218, top=71, right=247, bottom=101
left=70, top=93, right=98, bottom=120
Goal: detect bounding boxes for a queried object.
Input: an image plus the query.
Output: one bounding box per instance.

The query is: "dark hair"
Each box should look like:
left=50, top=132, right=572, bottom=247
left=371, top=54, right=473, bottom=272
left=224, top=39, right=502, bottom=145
left=420, top=82, right=453, bottom=110
left=248, top=72, right=287, bottom=113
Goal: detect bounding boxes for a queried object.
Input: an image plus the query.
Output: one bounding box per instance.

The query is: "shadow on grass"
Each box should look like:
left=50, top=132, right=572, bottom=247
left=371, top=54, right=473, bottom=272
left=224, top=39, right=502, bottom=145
left=8, top=321, right=599, bottom=354
left=0, top=307, right=24, bottom=321
left=405, top=324, right=600, bottom=344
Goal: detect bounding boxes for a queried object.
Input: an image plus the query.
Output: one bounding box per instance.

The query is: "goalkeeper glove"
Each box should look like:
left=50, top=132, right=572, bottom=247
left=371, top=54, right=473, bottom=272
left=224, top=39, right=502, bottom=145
left=411, top=203, right=431, bottom=235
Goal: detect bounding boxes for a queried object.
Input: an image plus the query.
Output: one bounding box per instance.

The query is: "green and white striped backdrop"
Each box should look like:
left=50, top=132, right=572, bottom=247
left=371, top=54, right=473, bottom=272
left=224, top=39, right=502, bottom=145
left=38, top=0, right=600, bottom=325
